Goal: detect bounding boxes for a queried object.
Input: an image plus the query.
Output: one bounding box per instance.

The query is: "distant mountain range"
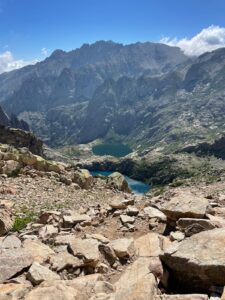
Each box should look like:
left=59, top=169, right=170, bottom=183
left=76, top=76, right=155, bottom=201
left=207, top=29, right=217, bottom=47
left=1, top=40, right=225, bottom=153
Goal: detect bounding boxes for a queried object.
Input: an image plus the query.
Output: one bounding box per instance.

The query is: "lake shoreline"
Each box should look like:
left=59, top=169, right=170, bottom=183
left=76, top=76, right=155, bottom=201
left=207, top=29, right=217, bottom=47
left=91, top=170, right=150, bottom=195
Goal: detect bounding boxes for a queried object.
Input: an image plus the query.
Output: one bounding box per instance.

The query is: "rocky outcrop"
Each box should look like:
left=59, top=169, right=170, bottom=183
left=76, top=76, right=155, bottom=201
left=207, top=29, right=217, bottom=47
left=0, top=125, right=43, bottom=155
left=0, top=144, right=65, bottom=176
left=107, top=172, right=131, bottom=193
left=73, top=169, right=94, bottom=189
left=181, top=134, right=225, bottom=160
left=161, top=228, right=225, bottom=292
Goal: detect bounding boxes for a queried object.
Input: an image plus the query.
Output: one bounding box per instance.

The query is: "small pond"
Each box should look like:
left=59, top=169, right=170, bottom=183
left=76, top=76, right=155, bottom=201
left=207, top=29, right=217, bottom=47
left=91, top=170, right=150, bottom=195
left=92, top=143, right=132, bottom=158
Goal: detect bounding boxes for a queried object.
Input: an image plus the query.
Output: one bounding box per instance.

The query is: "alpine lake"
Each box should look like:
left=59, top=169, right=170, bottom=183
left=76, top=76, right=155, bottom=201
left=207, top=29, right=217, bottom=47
left=91, top=143, right=150, bottom=195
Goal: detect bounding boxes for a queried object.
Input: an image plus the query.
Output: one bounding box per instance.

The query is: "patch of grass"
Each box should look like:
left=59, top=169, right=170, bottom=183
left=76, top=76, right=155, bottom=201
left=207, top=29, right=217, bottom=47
left=169, top=180, right=186, bottom=187
left=152, top=186, right=166, bottom=196
left=12, top=214, right=36, bottom=232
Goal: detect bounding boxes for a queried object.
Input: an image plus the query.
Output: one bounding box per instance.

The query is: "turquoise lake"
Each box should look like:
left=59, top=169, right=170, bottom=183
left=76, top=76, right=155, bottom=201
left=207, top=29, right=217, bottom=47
left=91, top=170, right=150, bottom=195
left=92, top=143, right=132, bottom=158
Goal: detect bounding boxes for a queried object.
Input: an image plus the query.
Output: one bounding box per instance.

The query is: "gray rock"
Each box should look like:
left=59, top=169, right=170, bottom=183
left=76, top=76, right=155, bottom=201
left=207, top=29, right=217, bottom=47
left=69, top=238, right=100, bottom=267
left=110, top=238, right=135, bottom=259
left=126, top=206, right=139, bottom=216
left=0, top=248, right=33, bottom=283
left=177, top=218, right=216, bottom=236
left=114, top=257, right=157, bottom=300
left=27, top=262, right=60, bottom=285
left=0, top=235, right=21, bottom=249
left=162, top=191, right=208, bottom=221
left=107, top=172, right=131, bottom=193
left=161, top=228, right=225, bottom=292
left=38, top=225, right=58, bottom=240
left=169, top=231, right=185, bottom=241
left=120, top=215, right=135, bottom=225
left=49, top=251, right=83, bottom=272
left=144, top=206, right=167, bottom=221
left=73, top=169, right=93, bottom=189
left=63, top=213, right=91, bottom=228
left=110, top=196, right=127, bottom=209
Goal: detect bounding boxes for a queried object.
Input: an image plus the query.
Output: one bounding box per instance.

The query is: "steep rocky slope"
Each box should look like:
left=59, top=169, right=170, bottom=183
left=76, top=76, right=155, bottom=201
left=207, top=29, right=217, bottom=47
left=2, top=141, right=225, bottom=298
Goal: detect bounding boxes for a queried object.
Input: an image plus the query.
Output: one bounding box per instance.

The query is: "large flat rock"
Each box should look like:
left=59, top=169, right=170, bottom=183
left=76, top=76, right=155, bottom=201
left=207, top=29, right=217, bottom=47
left=160, top=228, right=225, bottom=292
left=69, top=238, right=100, bottom=267
left=114, top=257, right=157, bottom=300
left=0, top=248, right=33, bottom=283
left=162, top=191, right=208, bottom=221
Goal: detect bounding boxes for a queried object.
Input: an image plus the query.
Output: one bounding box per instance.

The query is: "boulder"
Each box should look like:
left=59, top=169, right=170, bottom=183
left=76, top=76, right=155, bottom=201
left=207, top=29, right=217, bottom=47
left=1, top=160, right=21, bottom=176
left=38, top=211, right=61, bottom=225
left=110, top=238, right=135, bottom=259
left=0, top=208, right=13, bottom=236
left=85, top=234, right=109, bottom=244
left=114, top=257, right=157, bottom=300
left=144, top=206, right=167, bottom=221
left=63, top=213, right=91, bottom=228
left=169, top=231, right=185, bottom=242
left=73, top=169, right=93, bottom=189
left=110, top=196, right=127, bottom=209
left=160, top=228, right=225, bottom=292
left=0, top=235, right=21, bottom=249
left=54, top=234, right=77, bottom=245
left=49, top=251, right=83, bottom=272
left=38, top=225, right=58, bottom=240
left=177, top=218, right=216, bottom=237
left=120, top=215, right=135, bottom=225
left=126, top=206, right=139, bottom=216
left=69, top=238, right=100, bottom=267
left=162, top=191, right=208, bottom=221
left=23, top=239, right=55, bottom=263
left=134, top=233, right=166, bottom=257
left=24, top=281, right=85, bottom=300
left=27, top=262, right=60, bottom=285
left=99, top=244, right=117, bottom=266
left=0, top=248, right=33, bottom=283
left=107, top=172, right=131, bottom=193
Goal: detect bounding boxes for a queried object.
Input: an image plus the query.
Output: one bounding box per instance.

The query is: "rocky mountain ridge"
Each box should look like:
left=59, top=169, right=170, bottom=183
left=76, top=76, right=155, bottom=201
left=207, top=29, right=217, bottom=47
left=0, top=41, right=190, bottom=147
left=1, top=42, right=225, bottom=157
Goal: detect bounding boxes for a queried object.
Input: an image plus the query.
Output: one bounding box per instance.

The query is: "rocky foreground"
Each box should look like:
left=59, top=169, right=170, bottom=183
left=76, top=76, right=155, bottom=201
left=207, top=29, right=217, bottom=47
left=2, top=144, right=225, bottom=299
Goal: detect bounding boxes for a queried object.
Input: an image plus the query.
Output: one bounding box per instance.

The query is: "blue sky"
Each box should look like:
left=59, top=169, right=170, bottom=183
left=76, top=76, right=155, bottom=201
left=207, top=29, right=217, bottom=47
left=0, top=0, right=225, bottom=72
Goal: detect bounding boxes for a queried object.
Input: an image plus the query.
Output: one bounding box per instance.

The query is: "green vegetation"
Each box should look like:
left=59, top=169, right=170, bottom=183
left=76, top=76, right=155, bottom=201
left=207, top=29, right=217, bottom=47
left=12, top=214, right=36, bottom=232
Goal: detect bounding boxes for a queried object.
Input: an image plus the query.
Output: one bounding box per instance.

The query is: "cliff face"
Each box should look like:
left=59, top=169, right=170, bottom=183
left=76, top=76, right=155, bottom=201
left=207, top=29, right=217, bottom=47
left=181, top=135, right=225, bottom=160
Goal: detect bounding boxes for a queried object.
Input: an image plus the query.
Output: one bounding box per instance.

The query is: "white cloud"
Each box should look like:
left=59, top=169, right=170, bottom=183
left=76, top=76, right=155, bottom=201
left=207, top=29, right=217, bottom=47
left=41, top=47, right=49, bottom=56
left=0, top=51, right=38, bottom=74
left=160, top=25, right=225, bottom=56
